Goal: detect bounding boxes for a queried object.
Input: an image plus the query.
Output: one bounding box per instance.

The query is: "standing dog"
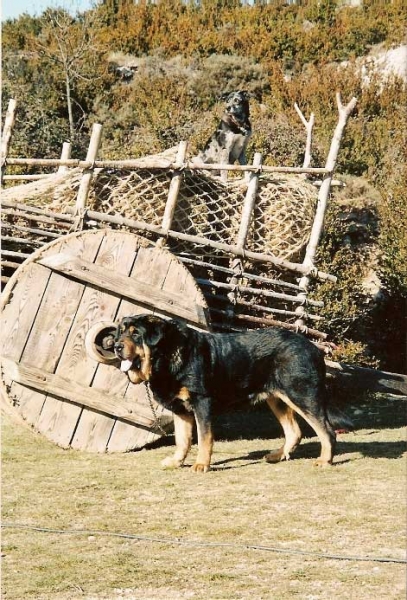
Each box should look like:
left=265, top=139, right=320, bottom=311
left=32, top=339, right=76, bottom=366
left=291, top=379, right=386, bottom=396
left=196, top=90, right=252, bottom=169
left=114, top=315, right=346, bottom=473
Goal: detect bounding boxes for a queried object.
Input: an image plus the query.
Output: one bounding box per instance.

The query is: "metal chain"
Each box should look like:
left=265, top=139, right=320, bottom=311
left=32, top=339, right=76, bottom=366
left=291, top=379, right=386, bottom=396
left=144, top=381, right=167, bottom=437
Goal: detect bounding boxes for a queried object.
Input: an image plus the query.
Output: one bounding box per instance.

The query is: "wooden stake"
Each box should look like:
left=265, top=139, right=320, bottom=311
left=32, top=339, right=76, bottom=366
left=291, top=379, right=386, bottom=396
left=75, top=123, right=103, bottom=214
left=1, top=98, right=17, bottom=183
left=57, top=142, right=72, bottom=173
left=161, top=141, right=188, bottom=234
left=228, top=154, right=263, bottom=306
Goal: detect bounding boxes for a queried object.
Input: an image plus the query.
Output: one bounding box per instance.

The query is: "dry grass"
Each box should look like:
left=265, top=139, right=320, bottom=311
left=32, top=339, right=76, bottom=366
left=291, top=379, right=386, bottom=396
left=1, top=396, right=406, bottom=600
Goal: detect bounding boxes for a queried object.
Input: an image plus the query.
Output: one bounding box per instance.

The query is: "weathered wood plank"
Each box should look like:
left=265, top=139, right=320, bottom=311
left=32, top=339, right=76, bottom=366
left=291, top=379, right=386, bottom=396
left=13, top=231, right=105, bottom=428
left=11, top=273, right=87, bottom=425
left=37, top=253, right=207, bottom=325
left=72, top=366, right=131, bottom=452
left=0, top=263, right=51, bottom=361
left=1, top=230, right=207, bottom=453
left=115, top=245, right=164, bottom=320
left=38, top=232, right=139, bottom=448
left=107, top=248, right=209, bottom=452
left=107, top=246, right=175, bottom=452
left=66, top=233, right=141, bottom=451
left=1, top=357, right=161, bottom=429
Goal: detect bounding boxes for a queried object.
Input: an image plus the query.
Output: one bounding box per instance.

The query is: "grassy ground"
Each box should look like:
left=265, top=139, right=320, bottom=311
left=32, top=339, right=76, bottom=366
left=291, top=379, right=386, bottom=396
left=1, top=395, right=406, bottom=600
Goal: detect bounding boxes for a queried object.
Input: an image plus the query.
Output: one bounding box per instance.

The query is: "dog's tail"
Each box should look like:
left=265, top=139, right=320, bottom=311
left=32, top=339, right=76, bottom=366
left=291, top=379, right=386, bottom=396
left=326, top=406, right=354, bottom=433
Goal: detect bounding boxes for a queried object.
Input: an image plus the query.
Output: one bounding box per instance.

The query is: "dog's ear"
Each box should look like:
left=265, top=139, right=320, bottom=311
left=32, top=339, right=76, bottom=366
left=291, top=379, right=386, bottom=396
left=143, top=316, right=167, bottom=347
left=219, top=91, right=232, bottom=102
left=238, top=90, right=251, bottom=101
left=252, top=90, right=262, bottom=101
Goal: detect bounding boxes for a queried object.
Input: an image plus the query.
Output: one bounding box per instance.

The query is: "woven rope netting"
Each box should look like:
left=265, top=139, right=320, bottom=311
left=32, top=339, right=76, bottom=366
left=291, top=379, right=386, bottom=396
left=3, top=164, right=317, bottom=261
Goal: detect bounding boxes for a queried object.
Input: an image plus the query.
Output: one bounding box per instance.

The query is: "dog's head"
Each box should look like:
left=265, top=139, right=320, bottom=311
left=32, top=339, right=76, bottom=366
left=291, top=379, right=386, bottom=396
left=114, top=315, right=166, bottom=384
left=221, top=90, right=251, bottom=124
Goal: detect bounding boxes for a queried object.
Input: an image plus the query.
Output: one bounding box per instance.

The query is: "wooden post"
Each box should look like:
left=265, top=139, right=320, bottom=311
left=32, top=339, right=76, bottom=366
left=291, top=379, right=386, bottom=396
left=57, top=142, right=72, bottom=173
left=294, top=102, right=314, bottom=170
left=236, top=153, right=262, bottom=251
left=228, top=153, right=262, bottom=305
left=75, top=123, right=103, bottom=214
left=1, top=98, right=17, bottom=184
left=156, top=141, right=188, bottom=248
left=161, top=141, right=188, bottom=234
left=295, top=93, right=357, bottom=329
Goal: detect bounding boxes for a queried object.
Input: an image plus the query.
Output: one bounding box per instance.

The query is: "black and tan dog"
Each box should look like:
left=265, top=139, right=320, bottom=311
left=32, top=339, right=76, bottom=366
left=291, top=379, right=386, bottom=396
left=114, top=314, right=346, bottom=472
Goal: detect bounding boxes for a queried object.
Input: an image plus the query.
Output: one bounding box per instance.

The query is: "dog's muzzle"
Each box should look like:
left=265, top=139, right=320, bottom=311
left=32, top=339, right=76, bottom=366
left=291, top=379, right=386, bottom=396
left=114, top=336, right=151, bottom=385
left=114, top=342, right=141, bottom=373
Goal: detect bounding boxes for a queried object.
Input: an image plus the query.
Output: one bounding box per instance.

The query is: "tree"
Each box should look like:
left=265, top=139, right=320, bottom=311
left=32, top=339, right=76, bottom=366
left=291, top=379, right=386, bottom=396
left=35, top=8, right=107, bottom=141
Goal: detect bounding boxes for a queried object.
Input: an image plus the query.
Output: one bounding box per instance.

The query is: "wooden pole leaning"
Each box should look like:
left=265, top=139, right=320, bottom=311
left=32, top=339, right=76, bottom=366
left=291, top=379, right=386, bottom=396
left=295, top=93, right=358, bottom=329
left=304, top=94, right=357, bottom=269
left=236, top=153, right=262, bottom=251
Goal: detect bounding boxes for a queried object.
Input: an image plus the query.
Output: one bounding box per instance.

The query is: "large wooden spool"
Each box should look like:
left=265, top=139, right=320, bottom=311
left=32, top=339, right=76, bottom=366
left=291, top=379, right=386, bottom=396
left=0, top=229, right=208, bottom=452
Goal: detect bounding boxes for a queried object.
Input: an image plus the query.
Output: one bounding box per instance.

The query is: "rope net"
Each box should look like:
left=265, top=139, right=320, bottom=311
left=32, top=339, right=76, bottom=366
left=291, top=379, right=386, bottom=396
left=3, top=165, right=317, bottom=261
left=2, top=157, right=328, bottom=338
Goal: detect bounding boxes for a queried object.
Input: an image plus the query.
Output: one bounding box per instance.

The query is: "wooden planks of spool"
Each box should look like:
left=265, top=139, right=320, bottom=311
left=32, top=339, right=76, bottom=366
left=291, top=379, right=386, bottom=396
left=0, top=229, right=209, bottom=452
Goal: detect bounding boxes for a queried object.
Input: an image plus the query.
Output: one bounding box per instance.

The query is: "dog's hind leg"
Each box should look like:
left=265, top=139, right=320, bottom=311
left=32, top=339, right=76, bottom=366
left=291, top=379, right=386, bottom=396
left=191, top=397, right=214, bottom=473
left=302, top=409, right=336, bottom=467
left=264, top=396, right=302, bottom=463
left=275, top=392, right=336, bottom=467
left=161, top=412, right=194, bottom=469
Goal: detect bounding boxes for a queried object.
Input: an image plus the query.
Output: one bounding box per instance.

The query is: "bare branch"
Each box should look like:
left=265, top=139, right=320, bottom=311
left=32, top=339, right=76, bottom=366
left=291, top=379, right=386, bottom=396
left=336, top=92, right=358, bottom=117
left=294, top=102, right=315, bottom=170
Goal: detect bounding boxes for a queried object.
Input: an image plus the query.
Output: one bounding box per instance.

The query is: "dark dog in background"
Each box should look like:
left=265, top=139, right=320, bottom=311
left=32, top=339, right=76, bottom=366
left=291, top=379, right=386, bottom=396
left=196, top=90, right=252, bottom=170
left=114, top=315, right=350, bottom=473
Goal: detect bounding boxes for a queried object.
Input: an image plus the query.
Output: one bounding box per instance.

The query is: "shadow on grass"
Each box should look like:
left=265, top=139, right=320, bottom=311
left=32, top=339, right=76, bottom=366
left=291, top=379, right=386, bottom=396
left=210, top=439, right=406, bottom=469
left=146, top=396, right=406, bottom=463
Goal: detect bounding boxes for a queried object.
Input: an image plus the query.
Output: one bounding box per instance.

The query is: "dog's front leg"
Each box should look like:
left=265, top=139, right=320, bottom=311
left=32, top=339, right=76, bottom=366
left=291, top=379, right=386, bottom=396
left=238, top=148, right=251, bottom=184
left=191, top=397, right=213, bottom=473
left=161, top=412, right=194, bottom=469
left=238, top=151, right=247, bottom=166
left=219, top=148, right=229, bottom=183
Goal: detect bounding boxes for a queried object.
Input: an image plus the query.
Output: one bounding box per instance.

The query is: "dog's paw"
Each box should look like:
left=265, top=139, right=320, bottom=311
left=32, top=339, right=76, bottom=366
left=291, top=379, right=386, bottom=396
left=264, top=449, right=284, bottom=463
left=161, top=456, right=183, bottom=469
left=191, top=463, right=210, bottom=473
left=313, top=458, right=332, bottom=468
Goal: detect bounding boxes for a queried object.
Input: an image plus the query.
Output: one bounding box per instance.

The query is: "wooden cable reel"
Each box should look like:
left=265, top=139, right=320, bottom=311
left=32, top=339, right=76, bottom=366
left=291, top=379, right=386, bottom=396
left=0, top=229, right=209, bottom=452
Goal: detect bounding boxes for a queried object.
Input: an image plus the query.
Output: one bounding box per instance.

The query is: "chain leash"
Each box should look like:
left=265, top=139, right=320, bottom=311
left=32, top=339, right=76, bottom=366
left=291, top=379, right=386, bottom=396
left=144, top=381, right=167, bottom=437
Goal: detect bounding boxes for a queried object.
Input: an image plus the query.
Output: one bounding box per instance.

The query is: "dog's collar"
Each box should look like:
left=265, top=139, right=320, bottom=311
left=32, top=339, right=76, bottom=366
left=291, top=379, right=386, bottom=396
left=228, top=113, right=251, bottom=135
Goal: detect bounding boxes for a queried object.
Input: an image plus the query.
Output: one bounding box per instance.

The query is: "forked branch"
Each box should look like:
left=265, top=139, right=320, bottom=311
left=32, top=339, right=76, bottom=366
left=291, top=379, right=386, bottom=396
left=294, top=102, right=315, bottom=170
